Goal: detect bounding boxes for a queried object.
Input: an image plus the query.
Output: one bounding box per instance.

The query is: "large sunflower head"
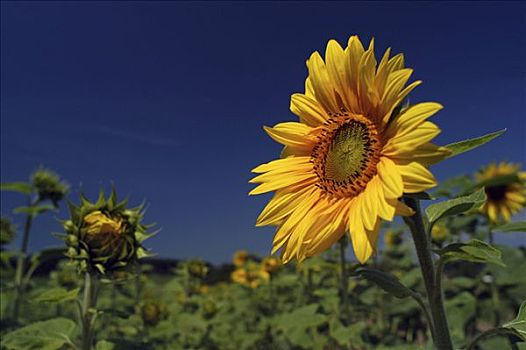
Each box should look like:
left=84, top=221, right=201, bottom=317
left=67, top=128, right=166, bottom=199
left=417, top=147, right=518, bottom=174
left=250, top=35, right=450, bottom=264
left=475, top=162, right=526, bottom=224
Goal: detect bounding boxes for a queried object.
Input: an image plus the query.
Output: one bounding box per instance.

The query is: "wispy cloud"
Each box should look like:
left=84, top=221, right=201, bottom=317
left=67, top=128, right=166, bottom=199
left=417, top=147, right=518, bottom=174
left=98, top=126, right=177, bottom=147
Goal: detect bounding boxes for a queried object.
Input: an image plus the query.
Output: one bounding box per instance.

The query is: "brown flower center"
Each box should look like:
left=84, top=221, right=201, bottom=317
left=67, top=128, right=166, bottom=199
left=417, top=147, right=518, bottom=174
left=485, top=185, right=507, bottom=202
left=311, top=113, right=381, bottom=198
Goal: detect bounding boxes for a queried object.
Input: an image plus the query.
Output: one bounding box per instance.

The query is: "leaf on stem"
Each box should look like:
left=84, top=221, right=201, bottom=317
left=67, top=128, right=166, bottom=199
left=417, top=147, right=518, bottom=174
left=503, top=300, right=526, bottom=339
left=0, top=182, right=33, bottom=195
left=13, top=204, right=56, bottom=216
left=0, top=317, right=77, bottom=350
left=443, top=129, right=506, bottom=159
left=425, top=188, right=486, bottom=225
left=492, top=221, right=526, bottom=233
left=356, top=268, right=415, bottom=299
left=437, top=239, right=504, bottom=267
left=33, top=287, right=80, bottom=304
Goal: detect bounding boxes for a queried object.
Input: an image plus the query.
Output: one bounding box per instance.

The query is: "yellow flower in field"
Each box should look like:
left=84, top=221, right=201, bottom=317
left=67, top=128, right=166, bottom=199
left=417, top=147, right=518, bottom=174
left=383, top=229, right=401, bottom=248
left=231, top=268, right=248, bottom=285
left=232, top=250, right=249, bottom=267
left=476, top=162, right=526, bottom=223
left=231, top=263, right=270, bottom=288
left=262, top=256, right=281, bottom=274
left=250, top=35, right=449, bottom=263
left=431, top=222, right=449, bottom=243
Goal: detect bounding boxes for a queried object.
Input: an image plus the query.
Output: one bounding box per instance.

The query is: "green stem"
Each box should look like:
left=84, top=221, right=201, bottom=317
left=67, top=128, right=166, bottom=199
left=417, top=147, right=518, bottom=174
left=13, top=197, right=37, bottom=321
left=80, top=272, right=98, bottom=350
left=403, top=197, right=453, bottom=350
left=466, top=327, right=518, bottom=350
left=339, top=237, right=350, bottom=324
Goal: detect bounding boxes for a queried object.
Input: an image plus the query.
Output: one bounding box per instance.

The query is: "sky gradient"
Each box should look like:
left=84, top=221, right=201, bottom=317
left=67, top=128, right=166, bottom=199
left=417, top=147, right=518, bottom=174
left=1, top=2, right=525, bottom=263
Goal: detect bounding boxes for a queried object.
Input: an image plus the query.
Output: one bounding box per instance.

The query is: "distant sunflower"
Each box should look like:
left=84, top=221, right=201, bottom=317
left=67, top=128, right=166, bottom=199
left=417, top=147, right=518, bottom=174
left=250, top=36, right=449, bottom=263
left=476, top=162, right=526, bottom=223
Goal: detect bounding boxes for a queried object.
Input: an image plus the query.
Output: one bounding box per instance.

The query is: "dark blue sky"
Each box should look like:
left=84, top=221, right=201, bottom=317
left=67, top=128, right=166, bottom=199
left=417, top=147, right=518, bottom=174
left=1, top=2, right=525, bottom=263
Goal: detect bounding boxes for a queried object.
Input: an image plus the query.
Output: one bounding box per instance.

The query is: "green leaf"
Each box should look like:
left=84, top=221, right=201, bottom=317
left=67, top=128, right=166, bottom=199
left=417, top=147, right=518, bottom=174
left=33, top=287, right=80, bottom=303
left=0, top=317, right=77, bottom=350
left=438, top=239, right=504, bottom=267
left=503, top=300, right=526, bottom=339
left=96, top=340, right=116, bottom=350
left=0, top=182, right=33, bottom=195
left=444, top=129, right=506, bottom=159
left=425, top=188, right=486, bottom=224
left=356, top=268, right=415, bottom=299
left=13, top=204, right=55, bottom=216
left=492, top=221, right=526, bottom=233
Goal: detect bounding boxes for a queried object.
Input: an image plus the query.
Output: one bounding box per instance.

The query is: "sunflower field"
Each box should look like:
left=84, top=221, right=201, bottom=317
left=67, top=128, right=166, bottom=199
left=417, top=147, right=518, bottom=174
left=1, top=33, right=526, bottom=350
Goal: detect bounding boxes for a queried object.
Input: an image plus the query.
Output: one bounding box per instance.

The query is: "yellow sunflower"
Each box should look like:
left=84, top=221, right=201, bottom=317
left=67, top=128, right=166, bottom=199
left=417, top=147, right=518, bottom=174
left=250, top=35, right=449, bottom=263
left=476, top=162, right=526, bottom=223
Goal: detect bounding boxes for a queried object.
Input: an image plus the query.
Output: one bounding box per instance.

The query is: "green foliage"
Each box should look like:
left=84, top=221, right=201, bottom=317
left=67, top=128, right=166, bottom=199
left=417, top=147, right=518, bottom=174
left=443, top=129, right=506, bottom=159
left=33, top=287, right=80, bottom=304
left=356, top=268, right=415, bottom=299
left=1, top=318, right=77, bottom=350
left=437, top=239, right=504, bottom=266
left=425, top=188, right=486, bottom=225
left=504, top=301, right=526, bottom=339
left=0, top=182, right=33, bottom=195
left=493, top=221, right=526, bottom=233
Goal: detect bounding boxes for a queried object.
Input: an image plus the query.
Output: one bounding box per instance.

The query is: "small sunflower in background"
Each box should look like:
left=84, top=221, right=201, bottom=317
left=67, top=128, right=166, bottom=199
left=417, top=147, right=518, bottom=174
left=231, top=261, right=270, bottom=288
left=431, top=222, right=449, bottom=245
left=475, top=162, right=526, bottom=224
left=250, top=35, right=449, bottom=263
left=232, top=250, right=249, bottom=267
left=261, top=256, right=281, bottom=275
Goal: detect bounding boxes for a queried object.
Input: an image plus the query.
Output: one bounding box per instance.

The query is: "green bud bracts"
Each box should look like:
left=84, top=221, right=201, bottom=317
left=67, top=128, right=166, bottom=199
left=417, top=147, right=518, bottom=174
left=60, top=188, right=154, bottom=275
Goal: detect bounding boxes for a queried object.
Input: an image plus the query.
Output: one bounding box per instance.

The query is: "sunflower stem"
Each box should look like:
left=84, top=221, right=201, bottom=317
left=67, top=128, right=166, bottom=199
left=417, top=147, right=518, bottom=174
left=12, top=196, right=38, bottom=322
left=338, top=236, right=350, bottom=324
left=403, top=197, right=453, bottom=350
left=80, top=272, right=98, bottom=350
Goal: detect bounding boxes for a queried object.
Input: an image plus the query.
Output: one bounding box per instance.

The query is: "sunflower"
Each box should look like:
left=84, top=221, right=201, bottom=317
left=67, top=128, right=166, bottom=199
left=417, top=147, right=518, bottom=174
left=475, top=162, right=526, bottom=223
left=250, top=35, right=449, bottom=263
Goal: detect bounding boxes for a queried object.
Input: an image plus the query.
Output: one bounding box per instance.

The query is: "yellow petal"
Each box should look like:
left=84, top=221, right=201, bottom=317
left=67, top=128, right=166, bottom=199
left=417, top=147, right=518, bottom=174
left=361, top=182, right=378, bottom=230
left=256, top=186, right=313, bottom=226
left=396, top=161, right=438, bottom=193
left=388, top=143, right=451, bottom=166
left=377, top=157, right=403, bottom=198
left=290, top=93, right=327, bottom=126
left=348, top=201, right=374, bottom=264
left=306, top=51, right=339, bottom=112
left=325, top=39, right=351, bottom=111
left=263, top=122, right=315, bottom=150
left=384, top=102, right=443, bottom=140
left=251, top=156, right=311, bottom=174
left=249, top=173, right=316, bottom=195
left=383, top=121, right=441, bottom=155
left=395, top=200, right=415, bottom=216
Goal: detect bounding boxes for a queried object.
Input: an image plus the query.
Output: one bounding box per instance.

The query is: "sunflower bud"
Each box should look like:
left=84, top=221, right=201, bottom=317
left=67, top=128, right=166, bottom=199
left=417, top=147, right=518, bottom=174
left=140, top=300, right=167, bottom=326
left=31, top=168, right=69, bottom=207
left=187, top=260, right=208, bottom=278
left=61, top=189, right=154, bottom=275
